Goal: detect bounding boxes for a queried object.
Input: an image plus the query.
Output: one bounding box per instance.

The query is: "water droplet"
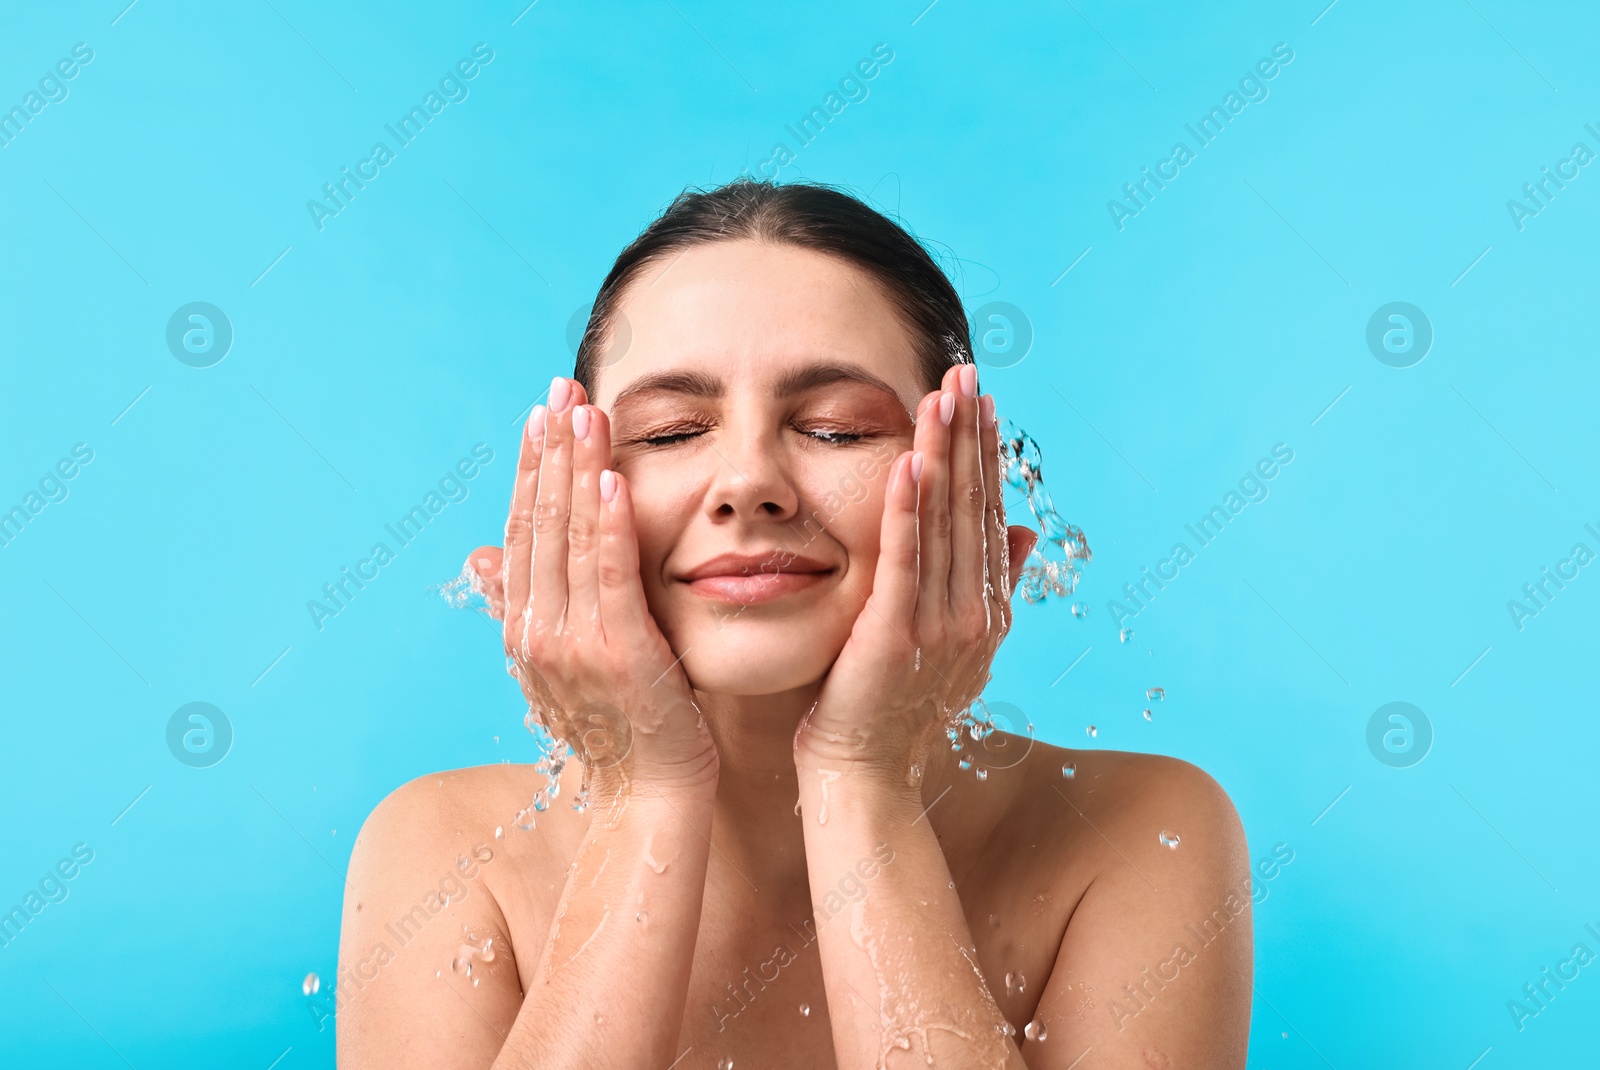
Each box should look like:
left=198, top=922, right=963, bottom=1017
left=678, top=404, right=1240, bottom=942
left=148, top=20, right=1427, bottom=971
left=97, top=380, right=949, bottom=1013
left=799, top=1002, right=811, bottom=1017
left=913, top=646, right=922, bottom=671
left=493, top=735, right=499, bottom=744
left=636, top=911, right=648, bottom=924
left=988, top=913, right=1000, bottom=927
left=1085, top=725, right=1097, bottom=738
left=958, top=756, right=973, bottom=771
left=718, top=1058, right=735, bottom=1070
left=1146, top=687, right=1165, bottom=701
left=975, top=767, right=988, bottom=782
left=330, top=828, right=336, bottom=836
left=1119, top=627, right=1134, bottom=644
left=1061, top=762, right=1076, bottom=779
left=302, top=972, right=320, bottom=996
left=1025, top=1018, right=1048, bottom=1042
left=594, top=1012, right=603, bottom=1026
left=1071, top=602, right=1087, bottom=618
left=793, top=799, right=802, bottom=816
left=1159, top=830, right=1181, bottom=849
left=907, top=762, right=923, bottom=787
left=1005, top=970, right=1026, bottom=995
left=494, top=826, right=503, bottom=839
left=1142, top=708, right=1152, bottom=722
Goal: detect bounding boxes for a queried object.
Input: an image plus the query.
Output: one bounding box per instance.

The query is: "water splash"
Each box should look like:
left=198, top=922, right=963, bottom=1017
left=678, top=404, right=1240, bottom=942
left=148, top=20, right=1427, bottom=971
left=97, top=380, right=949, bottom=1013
left=450, top=927, right=499, bottom=982
left=998, top=420, right=1092, bottom=604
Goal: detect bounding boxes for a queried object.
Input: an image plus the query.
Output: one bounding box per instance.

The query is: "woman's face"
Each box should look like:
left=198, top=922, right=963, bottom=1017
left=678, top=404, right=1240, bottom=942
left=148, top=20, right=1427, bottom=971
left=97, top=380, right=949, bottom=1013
left=591, top=239, right=928, bottom=697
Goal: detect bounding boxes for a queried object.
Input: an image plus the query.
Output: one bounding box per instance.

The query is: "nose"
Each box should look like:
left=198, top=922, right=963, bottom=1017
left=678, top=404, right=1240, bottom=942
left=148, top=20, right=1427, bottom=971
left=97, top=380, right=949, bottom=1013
left=701, top=424, right=800, bottom=524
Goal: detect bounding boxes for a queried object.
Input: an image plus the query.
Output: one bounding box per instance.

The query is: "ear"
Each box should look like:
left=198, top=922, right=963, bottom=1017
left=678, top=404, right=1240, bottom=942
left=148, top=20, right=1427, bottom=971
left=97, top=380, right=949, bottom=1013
left=1005, top=525, right=1039, bottom=599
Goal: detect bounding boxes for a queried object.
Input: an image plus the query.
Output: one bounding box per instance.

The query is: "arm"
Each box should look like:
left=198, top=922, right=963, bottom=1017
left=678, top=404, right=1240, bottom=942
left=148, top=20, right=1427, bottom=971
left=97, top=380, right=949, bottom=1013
left=495, top=783, right=719, bottom=1068
left=337, top=377, right=722, bottom=1068
left=794, top=762, right=1026, bottom=1067
left=793, top=364, right=1038, bottom=1066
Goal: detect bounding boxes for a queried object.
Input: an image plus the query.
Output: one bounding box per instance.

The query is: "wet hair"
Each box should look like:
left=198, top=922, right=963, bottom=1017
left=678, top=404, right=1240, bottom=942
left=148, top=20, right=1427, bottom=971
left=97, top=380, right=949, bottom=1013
left=573, top=177, right=973, bottom=402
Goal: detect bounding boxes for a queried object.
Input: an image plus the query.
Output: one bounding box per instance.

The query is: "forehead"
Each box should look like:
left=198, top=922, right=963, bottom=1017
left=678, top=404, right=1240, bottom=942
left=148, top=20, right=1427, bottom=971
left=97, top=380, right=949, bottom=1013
left=591, top=239, right=924, bottom=412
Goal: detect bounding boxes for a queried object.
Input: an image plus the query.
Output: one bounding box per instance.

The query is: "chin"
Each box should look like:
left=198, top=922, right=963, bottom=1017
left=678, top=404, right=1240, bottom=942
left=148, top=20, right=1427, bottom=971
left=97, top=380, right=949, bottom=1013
left=675, top=618, right=843, bottom=697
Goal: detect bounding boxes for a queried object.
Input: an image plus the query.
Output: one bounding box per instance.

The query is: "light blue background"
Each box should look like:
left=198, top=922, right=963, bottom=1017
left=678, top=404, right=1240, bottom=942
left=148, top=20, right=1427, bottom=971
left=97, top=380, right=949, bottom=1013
left=2, top=1, right=1595, bottom=1065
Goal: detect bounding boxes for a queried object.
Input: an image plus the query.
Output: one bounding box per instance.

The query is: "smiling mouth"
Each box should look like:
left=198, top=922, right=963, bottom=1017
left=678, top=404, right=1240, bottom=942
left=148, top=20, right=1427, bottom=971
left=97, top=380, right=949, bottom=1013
left=681, top=569, right=834, bottom=606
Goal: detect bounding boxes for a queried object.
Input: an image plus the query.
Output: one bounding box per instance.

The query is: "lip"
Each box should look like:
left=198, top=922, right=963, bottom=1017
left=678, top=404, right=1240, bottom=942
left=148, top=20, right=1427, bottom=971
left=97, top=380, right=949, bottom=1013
left=678, top=550, right=835, bottom=606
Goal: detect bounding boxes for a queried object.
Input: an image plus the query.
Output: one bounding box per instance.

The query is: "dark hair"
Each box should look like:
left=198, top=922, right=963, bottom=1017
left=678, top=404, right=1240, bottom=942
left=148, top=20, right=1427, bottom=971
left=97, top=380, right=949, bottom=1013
left=573, top=178, right=973, bottom=401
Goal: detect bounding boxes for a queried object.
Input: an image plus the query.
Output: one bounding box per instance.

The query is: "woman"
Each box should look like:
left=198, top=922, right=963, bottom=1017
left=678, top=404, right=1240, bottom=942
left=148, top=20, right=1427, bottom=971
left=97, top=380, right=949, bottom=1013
left=337, top=179, right=1252, bottom=1068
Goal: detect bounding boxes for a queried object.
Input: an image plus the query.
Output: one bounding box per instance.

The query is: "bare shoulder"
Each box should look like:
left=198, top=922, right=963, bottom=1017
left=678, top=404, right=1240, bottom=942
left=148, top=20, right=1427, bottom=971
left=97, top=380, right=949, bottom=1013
left=1005, top=741, right=1254, bottom=1067
left=336, top=763, right=577, bottom=1067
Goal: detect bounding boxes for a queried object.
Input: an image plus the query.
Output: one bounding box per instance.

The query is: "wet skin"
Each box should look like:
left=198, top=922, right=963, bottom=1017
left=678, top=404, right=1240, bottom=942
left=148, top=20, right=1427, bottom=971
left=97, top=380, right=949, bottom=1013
left=337, top=241, right=1252, bottom=1069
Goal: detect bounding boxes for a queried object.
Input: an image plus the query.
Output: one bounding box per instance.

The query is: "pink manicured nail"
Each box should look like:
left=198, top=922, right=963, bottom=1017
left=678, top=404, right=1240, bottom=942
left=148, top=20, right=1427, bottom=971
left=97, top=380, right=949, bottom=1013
left=938, top=391, right=954, bottom=426
left=572, top=404, right=591, bottom=441
left=959, top=364, right=977, bottom=398
left=910, top=451, right=925, bottom=482
left=980, top=393, right=995, bottom=427
left=600, top=469, right=617, bottom=503
left=527, top=405, right=546, bottom=439
left=549, top=376, right=571, bottom=413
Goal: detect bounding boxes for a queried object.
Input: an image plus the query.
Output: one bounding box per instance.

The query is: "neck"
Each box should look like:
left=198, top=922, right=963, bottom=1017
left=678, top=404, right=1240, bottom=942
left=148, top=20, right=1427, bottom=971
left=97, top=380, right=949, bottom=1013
left=693, top=686, right=959, bottom=894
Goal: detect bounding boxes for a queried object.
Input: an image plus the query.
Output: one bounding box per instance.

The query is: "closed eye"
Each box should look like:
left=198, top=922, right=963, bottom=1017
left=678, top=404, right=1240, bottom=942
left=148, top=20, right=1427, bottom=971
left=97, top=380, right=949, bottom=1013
left=803, top=429, right=864, bottom=445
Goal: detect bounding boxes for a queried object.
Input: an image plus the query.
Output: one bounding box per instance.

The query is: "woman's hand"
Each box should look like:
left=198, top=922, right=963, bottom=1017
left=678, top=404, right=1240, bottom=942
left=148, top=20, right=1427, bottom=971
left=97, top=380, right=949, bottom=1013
left=468, top=376, right=718, bottom=796
left=794, top=363, right=1038, bottom=781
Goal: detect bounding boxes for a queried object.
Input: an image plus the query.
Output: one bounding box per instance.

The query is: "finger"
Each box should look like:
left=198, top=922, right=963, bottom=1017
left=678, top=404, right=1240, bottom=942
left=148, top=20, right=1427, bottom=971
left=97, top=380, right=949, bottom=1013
left=869, top=451, right=921, bottom=637
left=504, top=405, right=547, bottom=649
left=566, top=403, right=610, bottom=636
left=977, top=392, right=1008, bottom=624
left=469, top=546, right=506, bottom=620
left=948, top=363, right=986, bottom=616
left=532, top=376, right=578, bottom=636
left=596, top=466, right=658, bottom=652
left=914, top=381, right=955, bottom=631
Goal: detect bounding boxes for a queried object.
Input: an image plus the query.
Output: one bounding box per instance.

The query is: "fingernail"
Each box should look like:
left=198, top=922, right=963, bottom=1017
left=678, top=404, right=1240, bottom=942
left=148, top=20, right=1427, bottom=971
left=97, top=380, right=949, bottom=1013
left=980, top=393, right=995, bottom=427
left=572, top=404, right=591, bottom=441
left=938, top=391, right=954, bottom=426
left=960, top=364, right=977, bottom=398
left=527, top=404, right=546, bottom=439
left=549, top=376, right=571, bottom=413
left=600, top=469, right=617, bottom=503
left=910, top=451, right=925, bottom=482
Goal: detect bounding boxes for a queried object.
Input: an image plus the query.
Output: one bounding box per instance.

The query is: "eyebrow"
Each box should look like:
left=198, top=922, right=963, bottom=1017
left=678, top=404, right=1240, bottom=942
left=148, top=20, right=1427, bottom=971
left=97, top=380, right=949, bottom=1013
left=609, top=362, right=908, bottom=410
